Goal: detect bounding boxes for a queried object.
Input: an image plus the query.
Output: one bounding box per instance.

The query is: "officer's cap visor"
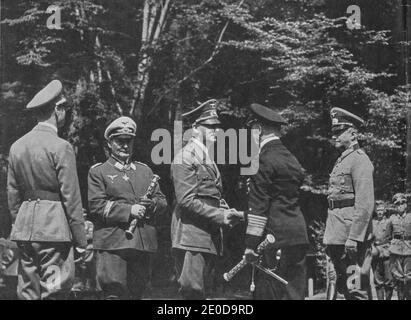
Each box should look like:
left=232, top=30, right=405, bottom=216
left=55, top=97, right=67, bottom=108
left=394, top=199, right=406, bottom=205
left=108, top=132, right=136, bottom=140
left=196, top=118, right=221, bottom=126
left=331, top=124, right=352, bottom=135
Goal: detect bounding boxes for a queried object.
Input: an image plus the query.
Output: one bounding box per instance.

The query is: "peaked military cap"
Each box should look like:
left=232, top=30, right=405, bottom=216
left=182, top=99, right=221, bottom=126
left=392, top=193, right=407, bottom=205
left=330, top=107, right=365, bottom=133
left=26, top=80, right=66, bottom=110
left=104, top=116, right=137, bottom=140
left=375, top=200, right=385, bottom=207
left=248, top=103, right=287, bottom=125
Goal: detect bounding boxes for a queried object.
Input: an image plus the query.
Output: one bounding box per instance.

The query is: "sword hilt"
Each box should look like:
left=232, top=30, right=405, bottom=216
left=223, top=234, right=275, bottom=282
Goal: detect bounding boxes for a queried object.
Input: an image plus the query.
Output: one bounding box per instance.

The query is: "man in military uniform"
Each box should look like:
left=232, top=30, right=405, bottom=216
left=88, top=116, right=167, bottom=300
left=170, top=99, right=243, bottom=300
left=7, top=80, right=88, bottom=300
left=387, top=193, right=411, bottom=300
left=370, top=200, right=393, bottom=300
left=323, top=107, right=374, bottom=300
left=243, top=103, right=309, bottom=300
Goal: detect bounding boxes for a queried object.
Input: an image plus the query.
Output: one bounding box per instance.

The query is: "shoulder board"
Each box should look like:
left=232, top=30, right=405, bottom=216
left=134, top=161, right=148, bottom=167
left=91, top=163, right=102, bottom=169
left=356, top=149, right=365, bottom=155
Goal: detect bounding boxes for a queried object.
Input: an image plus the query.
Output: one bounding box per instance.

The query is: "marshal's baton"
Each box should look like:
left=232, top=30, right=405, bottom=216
left=125, top=174, right=160, bottom=239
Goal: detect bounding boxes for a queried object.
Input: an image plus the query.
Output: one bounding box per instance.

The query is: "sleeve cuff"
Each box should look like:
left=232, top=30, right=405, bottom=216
left=70, top=223, right=87, bottom=248
left=246, top=214, right=267, bottom=237
left=103, top=201, right=115, bottom=223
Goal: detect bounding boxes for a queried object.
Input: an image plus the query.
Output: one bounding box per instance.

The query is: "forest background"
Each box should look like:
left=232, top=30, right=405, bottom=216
left=1, top=0, right=410, bottom=293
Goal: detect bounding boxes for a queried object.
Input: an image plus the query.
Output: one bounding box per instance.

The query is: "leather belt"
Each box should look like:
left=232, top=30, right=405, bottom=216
left=328, top=198, right=355, bottom=210
left=23, top=190, right=60, bottom=202
left=393, top=235, right=411, bottom=240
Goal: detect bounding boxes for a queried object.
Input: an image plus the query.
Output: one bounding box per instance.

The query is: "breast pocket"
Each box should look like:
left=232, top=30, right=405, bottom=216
left=337, top=173, right=354, bottom=194
left=196, top=173, right=219, bottom=197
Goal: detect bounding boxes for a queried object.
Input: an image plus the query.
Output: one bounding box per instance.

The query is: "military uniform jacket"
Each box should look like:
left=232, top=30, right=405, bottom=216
left=323, top=144, right=374, bottom=245
left=171, top=138, right=225, bottom=255
left=387, top=213, right=411, bottom=256
left=7, top=123, right=87, bottom=247
left=245, top=138, right=309, bottom=250
left=372, top=217, right=391, bottom=258
left=88, top=156, right=167, bottom=252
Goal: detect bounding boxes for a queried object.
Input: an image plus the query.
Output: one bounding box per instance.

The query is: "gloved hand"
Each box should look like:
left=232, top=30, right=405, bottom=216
left=345, top=238, right=357, bottom=257
left=139, top=196, right=155, bottom=209
left=223, top=209, right=244, bottom=227
left=131, top=204, right=146, bottom=220
left=84, top=220, right=94, bottom=241
left=243, top=248, right=259, bottom=263
left=371, top=244, right=379, bottom=257
left=74, top=244, right=93, bottom=265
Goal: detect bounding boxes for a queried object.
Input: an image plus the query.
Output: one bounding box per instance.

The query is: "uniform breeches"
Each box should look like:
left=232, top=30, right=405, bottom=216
left=96, top=249, right=150, bottom=300
left=389, top=255, right=411, bottom=300
left=253, top=244, right=308, bottom=300
left=326, top=243, right=372, bottom=300
left=173, top=249, right=216, bottom=300
left=372, top=257, right=393, bottom=290
left=16, top=241, right=74, bottom=300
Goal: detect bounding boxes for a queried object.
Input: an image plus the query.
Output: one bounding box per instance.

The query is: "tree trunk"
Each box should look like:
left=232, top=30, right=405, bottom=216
left=130, top=0, right=171, bottom=121
left=403, top=0, right=411, bottom=198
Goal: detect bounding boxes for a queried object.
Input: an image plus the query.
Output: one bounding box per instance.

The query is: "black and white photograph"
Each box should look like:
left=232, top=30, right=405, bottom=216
left=0, top=0, right=411, bottom=306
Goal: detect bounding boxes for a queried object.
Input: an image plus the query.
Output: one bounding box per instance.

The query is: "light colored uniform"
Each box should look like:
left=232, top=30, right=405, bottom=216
left=324, top=144, right=374, bottom=300
left=8, top=122, right=87, bottom=299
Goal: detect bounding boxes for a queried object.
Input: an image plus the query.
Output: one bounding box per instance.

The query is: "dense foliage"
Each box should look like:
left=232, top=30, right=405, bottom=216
left=1, top=0, right=409, bottom=289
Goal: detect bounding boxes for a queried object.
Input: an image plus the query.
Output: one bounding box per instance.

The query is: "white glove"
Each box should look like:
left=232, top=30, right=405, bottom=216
left=131, top=204, right=146, bottom=220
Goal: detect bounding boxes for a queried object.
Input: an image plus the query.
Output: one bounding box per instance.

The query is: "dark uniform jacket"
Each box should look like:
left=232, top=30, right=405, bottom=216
left=245, top=138, right=308, bottom=249
left=88, top=156, right=167, bottom=252
left=323, top=144, right=374, bottom=245
left=171, top=138, right=225, bottom=255
left=7, top=123, right=87, bottom=248
left=387, top=213, right=411, bottom=256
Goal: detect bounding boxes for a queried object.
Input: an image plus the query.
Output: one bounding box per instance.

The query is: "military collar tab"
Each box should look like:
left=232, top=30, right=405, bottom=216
left=114, top=162, right=136, bottom=171
left=109, top=156, right=136, bottom=171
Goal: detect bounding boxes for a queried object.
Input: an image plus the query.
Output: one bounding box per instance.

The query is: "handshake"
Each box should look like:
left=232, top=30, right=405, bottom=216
left=220, top=199, right=244, bottom=227
left=223, top=209, right=244, bottom=227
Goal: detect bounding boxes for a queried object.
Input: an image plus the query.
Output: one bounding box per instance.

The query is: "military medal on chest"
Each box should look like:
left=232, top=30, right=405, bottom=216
left=122, top=173, right=130, bottom=181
